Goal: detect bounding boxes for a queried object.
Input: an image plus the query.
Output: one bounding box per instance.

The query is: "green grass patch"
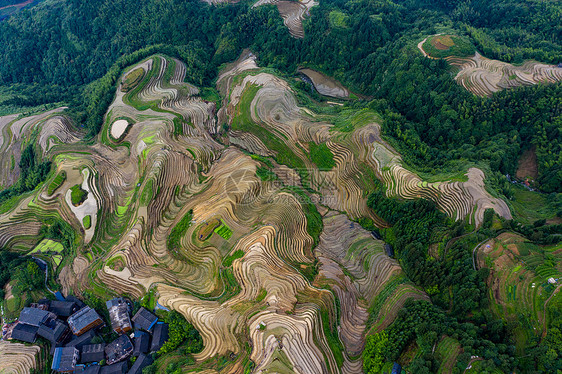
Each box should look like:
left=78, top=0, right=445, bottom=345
left=172, top=117, right=184, bottom=137
left=214, top=220, right=233, bottom=240
left=140, top=287, right=158, bottom=311
left=422, top=34, right=476, bottom=58
left=83, top=215, right=92, bottom=229
left=284, top=186, right=323, bottom=246
left=140, top=179, right=155, bottom=205
left=256, top=166, right=277, bottom=181
left=167, top=209, right=193, bottom=252
left=309, top=142, right=335, bottom=170
left=217, top=268, right=241, bottom=303
left=70, top=184, right=88, bottom=206
left=328, top=10, right=349, bottom=28
left=331, top=108, right=379, bottom=132
left=5, top=296, right=22, bottom=313
left=320, top=307, right=344, bottom=368
left=223, top=249, right=244, bottom=267
left=47, top=170, right=66, bottom=195
left=29, top=239, right=64, bottom=255
left=106, top=255, right=125, bottom=271
left=256, top=288, right=267, bottom=302
left=200, top=87, right=221, bottom=108
left=29, top=239, right=64, bottom=267
left=510, top=186, right=559, bottom=224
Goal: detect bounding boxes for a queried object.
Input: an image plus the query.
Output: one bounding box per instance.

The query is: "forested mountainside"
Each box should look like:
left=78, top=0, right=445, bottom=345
left=0, top=0, right=560, bottom=373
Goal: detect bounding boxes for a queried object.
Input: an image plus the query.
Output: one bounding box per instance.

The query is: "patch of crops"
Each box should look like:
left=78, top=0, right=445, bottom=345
left=423, top=35, right=476, bottom=58
left=309, top=142, right=335, bottom=170
left=167, top=209, right=193, bottom=252
left=214, top=221, right=233, bottom=240
left=121, top=67, right=145, bottom=92
left=47, top=170, right=66, bottom=195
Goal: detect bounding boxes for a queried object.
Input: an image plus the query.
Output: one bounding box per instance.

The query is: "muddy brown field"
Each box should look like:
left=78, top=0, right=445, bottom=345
left=516, top=147, right=538, bottom=180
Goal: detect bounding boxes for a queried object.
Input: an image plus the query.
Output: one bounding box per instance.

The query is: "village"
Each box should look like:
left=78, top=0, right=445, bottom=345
left=2, top=295, right=168, bottom=373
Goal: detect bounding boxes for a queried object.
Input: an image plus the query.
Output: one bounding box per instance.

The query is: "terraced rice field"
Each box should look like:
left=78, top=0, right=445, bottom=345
left=418, top=35, right=562, bottom=96
left=298, top=68, right=350, bottom=98
left=436, top=336, right=462, bottom=374
left=476, top=232, right=562, bottom=349
left=0, top=52, right=517, bottom=372
left=451, top=53, right=562, bottom=97
left=252, top=0, right=317, bottom=38
left=0, top=341, right=40, bottom=374
left=29, top=238, right=64, bottom=266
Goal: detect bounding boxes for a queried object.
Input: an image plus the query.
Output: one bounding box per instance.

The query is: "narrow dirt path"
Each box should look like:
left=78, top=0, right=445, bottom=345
left=541, top=284, right=562, bottom=339
left=472, top=239, right=488, bottom=271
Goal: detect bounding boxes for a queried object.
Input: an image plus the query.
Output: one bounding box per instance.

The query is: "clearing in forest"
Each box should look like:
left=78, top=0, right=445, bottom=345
left=421, top=34, right=475, bottom=59
left=516, top=147, right=538, bottom=181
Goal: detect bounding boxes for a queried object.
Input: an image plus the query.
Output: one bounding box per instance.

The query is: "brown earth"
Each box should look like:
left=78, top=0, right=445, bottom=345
left=516, top=147, right=538, bottom=180
left=432, top=35, right=454, bottom=50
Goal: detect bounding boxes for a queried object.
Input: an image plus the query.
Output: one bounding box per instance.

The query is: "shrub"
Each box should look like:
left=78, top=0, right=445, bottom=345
left=83, top=215, right=91, bottom=229
left=70, top=184, right=88, bottom=206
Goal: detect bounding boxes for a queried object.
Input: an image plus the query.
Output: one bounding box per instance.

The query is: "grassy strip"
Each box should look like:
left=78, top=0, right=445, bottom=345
left=167, top=209, right=193, bottom=252
left=222, top=249, right=244, bottom=267
left=309, top=142, right=335, bottom=170
left=47, top=170, right=66, bottom=195
left=121, top=67, right=145, bottom=92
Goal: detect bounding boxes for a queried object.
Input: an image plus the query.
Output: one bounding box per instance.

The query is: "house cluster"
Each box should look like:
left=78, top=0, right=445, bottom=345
left=6, top=296, right=169, bottom=374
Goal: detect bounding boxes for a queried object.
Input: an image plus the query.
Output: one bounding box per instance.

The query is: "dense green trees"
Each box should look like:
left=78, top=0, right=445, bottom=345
left=363, top=331, right=389, bottom=373
left=0, top=143, right=51, bottom=205
left=0, top=251, right=26, bottom=298
left=158, top=310, right=203, bottom=355
left=368, top=300, right=516, bottom=372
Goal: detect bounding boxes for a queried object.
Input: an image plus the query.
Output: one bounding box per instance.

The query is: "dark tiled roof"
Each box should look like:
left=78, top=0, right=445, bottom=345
left=18, top=307, right=54, bottom=327
left=106, top=298, right=132, bottom=334
left=132, top=332, right=150, bottom=356
left=11, top=323, right=38, bottom=343
left=52, top=346, right=79, bottom=372
left=68, top=307, right=104, bottom=335
left=65, top=329, right=96, bottom=349
left=37, top=320, right=70, bottom=343
left=149, top=323, right=168, bottom=352
left=127, top=353, right=153, bottom=374
left=100, top=361, right=128, bottom=374
left=105, top=335, right=133, bottom=365
left=65, top=296, right=86, bottom=309
left=80, top=343, right=106, bottom=363
left=83, top=365, right=101, bottom=374
left=49, top=300, right=78, bottom=317
left=131, top=308, right=157, bottom=332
